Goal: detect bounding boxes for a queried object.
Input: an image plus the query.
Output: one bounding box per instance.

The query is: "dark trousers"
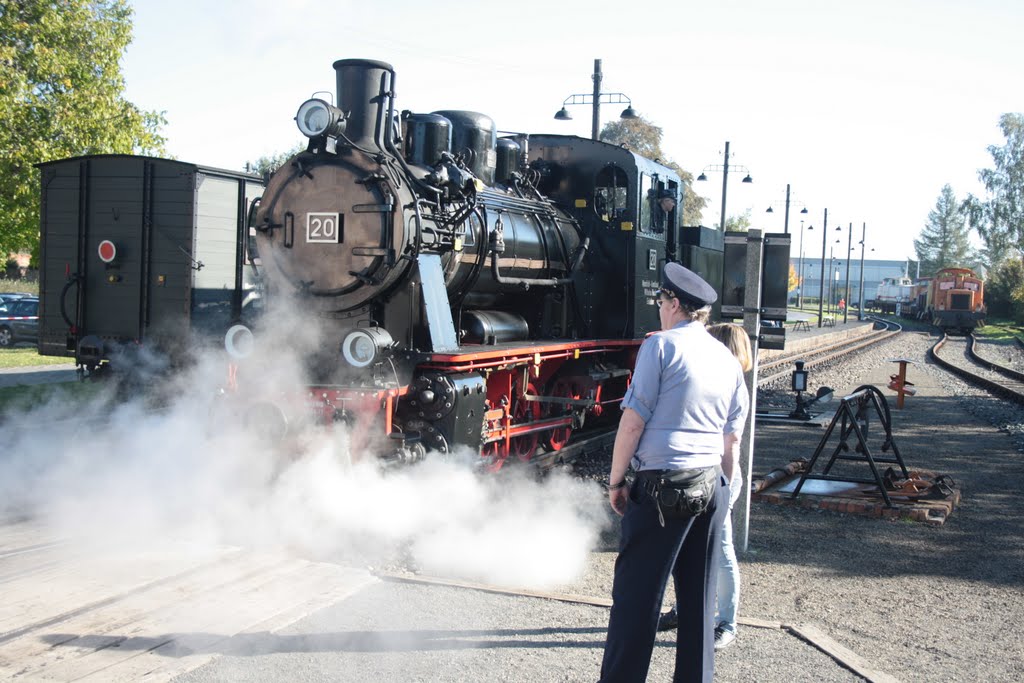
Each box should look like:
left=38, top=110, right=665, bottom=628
left=600, top=470, right=728, bottom=683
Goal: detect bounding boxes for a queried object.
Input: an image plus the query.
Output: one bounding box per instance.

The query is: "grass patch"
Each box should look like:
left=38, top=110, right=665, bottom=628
left=975, top=320, right=1024, bottom=343
left=0, top=280, right=39, bottom=296
left=0, top=379, right=103, bottom=415
left=0, top=349, right=74, bottom=369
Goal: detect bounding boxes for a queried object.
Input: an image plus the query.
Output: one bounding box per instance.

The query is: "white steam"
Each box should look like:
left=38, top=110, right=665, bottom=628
left=0, top=298, right=608, bottom=591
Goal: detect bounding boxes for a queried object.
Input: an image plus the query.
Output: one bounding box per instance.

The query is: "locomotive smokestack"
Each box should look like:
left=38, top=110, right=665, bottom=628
left=332, top=58, right=394, bottom=151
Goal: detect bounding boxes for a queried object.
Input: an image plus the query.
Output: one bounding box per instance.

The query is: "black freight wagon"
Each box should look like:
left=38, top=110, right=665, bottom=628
left=37, top=155, right=264, bottom=370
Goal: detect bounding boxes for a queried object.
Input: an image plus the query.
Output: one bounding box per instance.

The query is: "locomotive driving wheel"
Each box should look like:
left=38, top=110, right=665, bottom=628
left=544, top=379, right=582, bottom=451
left=510, top=380, right=542, bottom=463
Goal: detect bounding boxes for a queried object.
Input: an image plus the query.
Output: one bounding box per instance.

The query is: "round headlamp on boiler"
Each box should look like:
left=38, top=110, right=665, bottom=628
left=340, top=327, right=395, bottom=368
left=295, top=98, right=348, bottom=138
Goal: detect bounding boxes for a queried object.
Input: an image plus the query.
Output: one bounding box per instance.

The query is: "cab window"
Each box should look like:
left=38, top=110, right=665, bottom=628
left=593, top=165, right=629, bottom=224
left=639, top=174, right=652, bottom=231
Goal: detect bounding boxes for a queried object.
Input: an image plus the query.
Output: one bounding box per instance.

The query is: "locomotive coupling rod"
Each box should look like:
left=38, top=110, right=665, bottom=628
left=521, top=392, right=596, bottom=407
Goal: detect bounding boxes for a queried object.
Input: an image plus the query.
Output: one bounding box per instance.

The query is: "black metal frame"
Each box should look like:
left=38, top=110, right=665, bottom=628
left=790, top=385, right=908, bottom=507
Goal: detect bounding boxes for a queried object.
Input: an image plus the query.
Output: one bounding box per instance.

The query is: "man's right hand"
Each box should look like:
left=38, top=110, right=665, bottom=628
left=609, top=487, right=629, bottom=516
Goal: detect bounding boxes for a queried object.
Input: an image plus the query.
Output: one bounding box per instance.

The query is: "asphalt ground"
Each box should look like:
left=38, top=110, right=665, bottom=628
left=8, top=318, right=1007, bottom=682
left=0, top=362, right=77, bottom=388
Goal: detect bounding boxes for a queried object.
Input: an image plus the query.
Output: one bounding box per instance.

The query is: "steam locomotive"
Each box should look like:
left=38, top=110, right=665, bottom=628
left=230, top=58, right=741, bottom=468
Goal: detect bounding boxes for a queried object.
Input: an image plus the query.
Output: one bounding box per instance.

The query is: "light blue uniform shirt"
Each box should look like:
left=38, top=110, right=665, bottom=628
left=621, top=320, right=749, bottom=471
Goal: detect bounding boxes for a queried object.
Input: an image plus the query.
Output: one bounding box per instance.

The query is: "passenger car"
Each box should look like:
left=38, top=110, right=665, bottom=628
left=0, top=292, right=34, bottom=314
left=0, top=297, right=39, bottom=347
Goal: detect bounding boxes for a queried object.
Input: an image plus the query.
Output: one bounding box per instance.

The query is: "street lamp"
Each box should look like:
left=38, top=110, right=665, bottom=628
left=799, top=220, right=810, bottom=309
left=696, top=141, right=753, bottom=231
left=553, top=58, right=638, bottom=141
left=816, top=209, right=829, bottom=327
left=764, top=183, right=809, bottom=234
left=827, top=240, right=841, bottom=315
left=842, top=222, right=854, bottom=324
left=857, top=222, right=870, bottom=321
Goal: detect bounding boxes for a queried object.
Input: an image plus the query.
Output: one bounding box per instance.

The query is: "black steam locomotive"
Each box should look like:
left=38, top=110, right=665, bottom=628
left=234, top=58, right=728, bottom=469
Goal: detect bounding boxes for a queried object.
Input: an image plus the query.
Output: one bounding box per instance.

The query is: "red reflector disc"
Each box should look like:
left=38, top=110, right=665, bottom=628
left=98, top=240, right=116, bottom=263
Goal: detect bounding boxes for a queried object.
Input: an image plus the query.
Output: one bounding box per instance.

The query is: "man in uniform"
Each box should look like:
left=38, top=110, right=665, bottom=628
left=653, top=189, right=677, bottom=233
left=600, top=263, right=749, bottom=683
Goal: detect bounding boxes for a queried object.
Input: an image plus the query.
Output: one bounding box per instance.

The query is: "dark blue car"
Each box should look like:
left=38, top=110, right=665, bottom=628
left=0, top=297, right=39, bottom=348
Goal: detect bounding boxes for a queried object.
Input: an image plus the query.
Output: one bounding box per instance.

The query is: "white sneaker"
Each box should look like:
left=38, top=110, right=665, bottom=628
left=714, top=626, right=736, bottom=650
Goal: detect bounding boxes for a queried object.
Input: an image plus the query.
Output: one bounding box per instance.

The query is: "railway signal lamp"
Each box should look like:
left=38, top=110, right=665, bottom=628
left=791, top=360, right=809, bottom=393
left=790, top=361, right=810, bottom=420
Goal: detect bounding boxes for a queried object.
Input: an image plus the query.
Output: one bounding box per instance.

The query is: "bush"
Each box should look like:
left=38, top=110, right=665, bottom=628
left=985, top=257, right=1024, bottom=323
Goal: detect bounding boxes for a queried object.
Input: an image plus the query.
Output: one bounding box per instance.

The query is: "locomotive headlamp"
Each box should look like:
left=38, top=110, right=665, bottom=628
left=225, top=324, right=255, bottom=359
left=295, top=98, right=347, bottom=138
left=341, top=327, right=394, bottom=368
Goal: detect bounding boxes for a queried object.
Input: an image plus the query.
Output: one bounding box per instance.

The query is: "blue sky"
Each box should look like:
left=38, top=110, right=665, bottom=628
left=122, top=0, right=1024, bottom=262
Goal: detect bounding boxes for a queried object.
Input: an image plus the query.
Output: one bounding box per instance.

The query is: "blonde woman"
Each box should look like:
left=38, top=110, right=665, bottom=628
left=658, top=322, right=751, bottom=651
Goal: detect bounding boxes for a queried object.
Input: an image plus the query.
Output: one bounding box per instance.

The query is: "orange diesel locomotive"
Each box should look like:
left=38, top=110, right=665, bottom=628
left=923, top=267, right=985, bottom=332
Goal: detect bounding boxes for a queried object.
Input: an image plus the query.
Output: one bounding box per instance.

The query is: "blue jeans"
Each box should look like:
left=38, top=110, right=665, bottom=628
left=716, top=474, right=742, bottom=634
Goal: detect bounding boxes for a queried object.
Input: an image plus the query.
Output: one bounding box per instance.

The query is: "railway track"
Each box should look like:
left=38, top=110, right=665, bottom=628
left=930, top=332, right=1024, bottom=404
left=758, top=317, right=902, bottom=386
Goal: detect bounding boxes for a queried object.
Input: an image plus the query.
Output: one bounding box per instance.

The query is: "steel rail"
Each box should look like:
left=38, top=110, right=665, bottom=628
left=930, top=333, right=1024, bottom=404
left=758, top=318, right=902, bottom=386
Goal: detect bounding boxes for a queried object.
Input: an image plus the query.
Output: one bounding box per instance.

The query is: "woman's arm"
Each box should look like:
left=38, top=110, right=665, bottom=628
left=722, top=431, right=740, bottom=483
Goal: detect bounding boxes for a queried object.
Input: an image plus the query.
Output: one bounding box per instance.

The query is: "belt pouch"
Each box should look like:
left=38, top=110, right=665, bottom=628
left=655, top=467, right=717, bottom=520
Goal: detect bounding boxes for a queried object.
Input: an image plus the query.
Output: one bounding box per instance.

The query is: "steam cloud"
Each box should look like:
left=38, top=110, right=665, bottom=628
left=0, top=298, right=609, bottom=591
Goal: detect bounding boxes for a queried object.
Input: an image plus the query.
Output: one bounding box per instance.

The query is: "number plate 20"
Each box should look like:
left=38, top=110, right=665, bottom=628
left=306, top=212, right=342, bottom=244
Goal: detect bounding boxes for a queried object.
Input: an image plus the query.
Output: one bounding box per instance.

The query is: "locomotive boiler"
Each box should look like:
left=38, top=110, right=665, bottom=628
left=235, top=58, right=715, bottom=468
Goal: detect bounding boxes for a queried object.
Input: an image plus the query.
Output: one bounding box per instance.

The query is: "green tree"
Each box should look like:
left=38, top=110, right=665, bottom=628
left=0, top=0, right=166, bottom=256
left=983, top=256, right=1024, bottom=322
left=963, top=113, right=1024, bottom=264
left=599, top=117, right=707, bottom=226
left=724, top=210, right=751, bottom=232
left=248, top=143, right=305, bottom=177
left=913, top=184, right=974, bottom=276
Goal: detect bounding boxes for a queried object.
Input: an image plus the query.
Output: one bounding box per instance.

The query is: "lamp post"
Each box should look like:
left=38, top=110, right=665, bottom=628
left=553, top=58, right=638, bottom=141
left=827, top=243, right=839, bottom=315
left=843, top=222, right=853, bottom=324
left=858, top=222, right=868, bottom=321
left=764, top=183, right=809, bottom=234
left=696, top=141, right=753, bottom=231
left=817, top=209, right=828, bottom=327
left=798, top=219, right=807, bottom=309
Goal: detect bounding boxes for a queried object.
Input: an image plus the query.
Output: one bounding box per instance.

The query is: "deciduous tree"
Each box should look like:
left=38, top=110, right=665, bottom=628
left=724, top=210, right=751, bottom=232
left=599, top=117, right=707, bottom=226
left=247, top=144, right=305, bottom=177
left=913, top=184, right=974, bottom=276
left=963, top=113, right=1024, bottom=265
left=0, top=0, right=166, bottom=256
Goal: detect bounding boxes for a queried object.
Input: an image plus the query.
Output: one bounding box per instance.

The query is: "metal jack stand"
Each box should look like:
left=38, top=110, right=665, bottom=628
left=790, top=385, right=909, bottom=507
